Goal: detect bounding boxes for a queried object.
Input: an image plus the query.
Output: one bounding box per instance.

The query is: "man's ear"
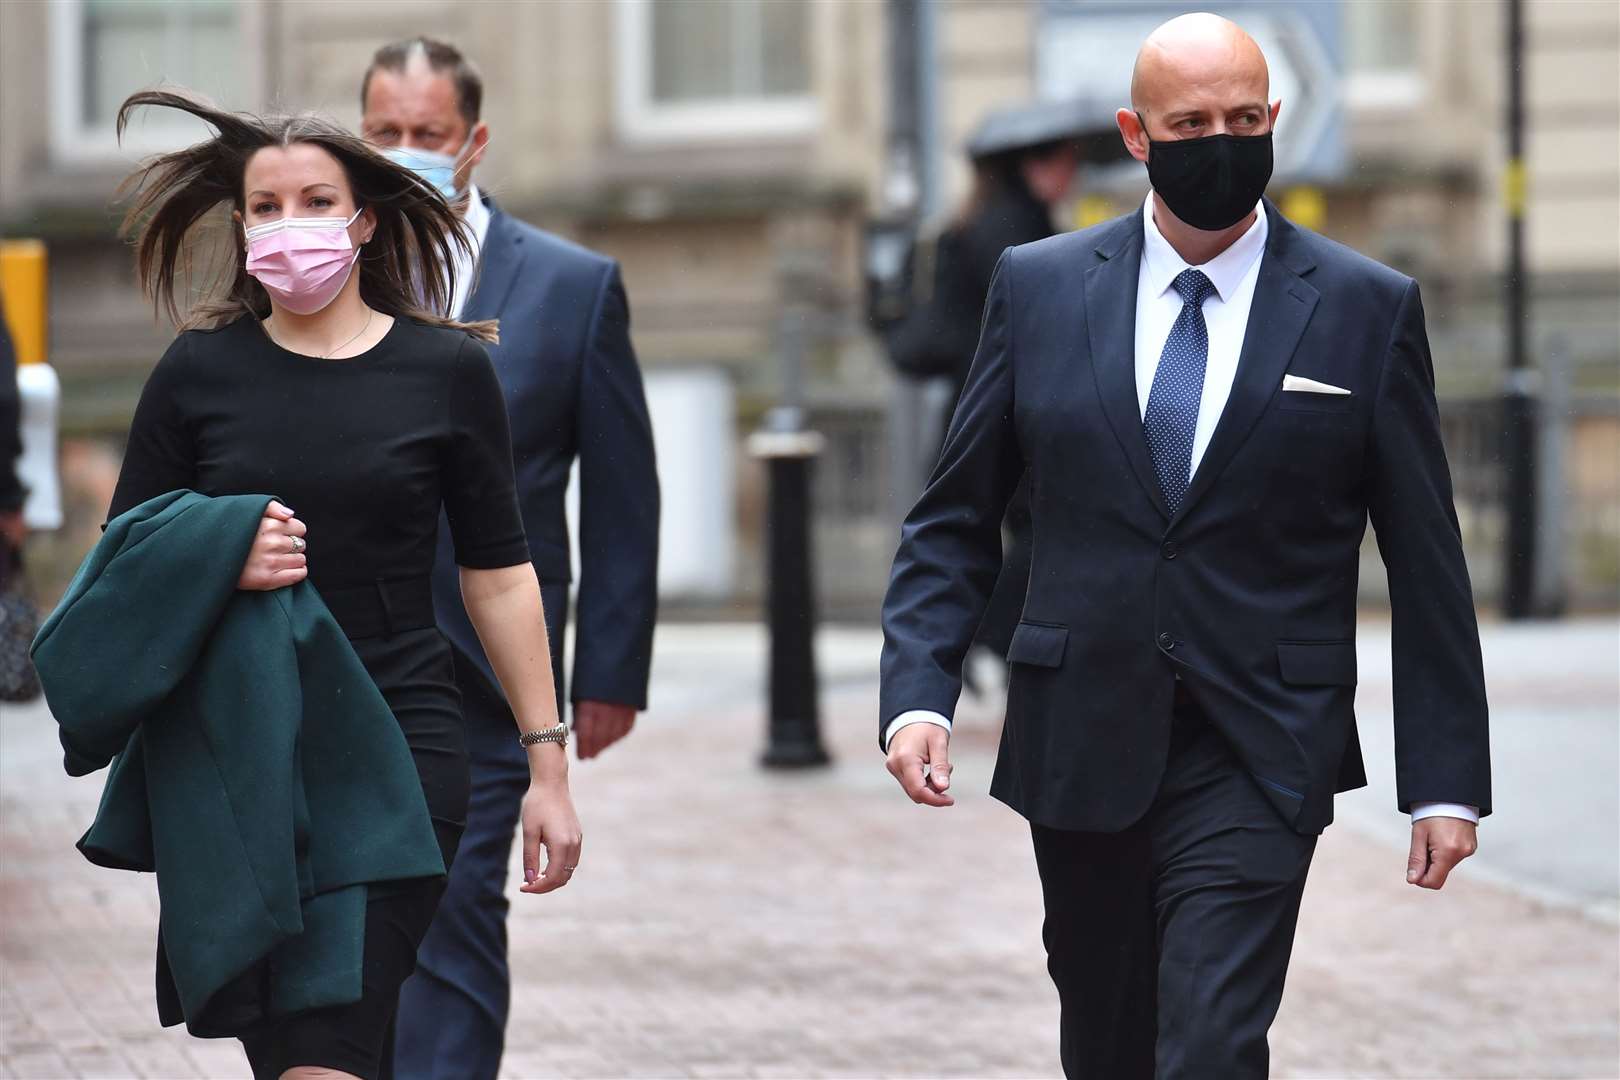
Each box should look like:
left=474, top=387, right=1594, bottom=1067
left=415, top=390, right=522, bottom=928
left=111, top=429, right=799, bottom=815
left=1269, top=98, right=1283, bottom=131
left=1116, top=107, right=1150, bottom=164
left=466, top=121, right=490, bottom=171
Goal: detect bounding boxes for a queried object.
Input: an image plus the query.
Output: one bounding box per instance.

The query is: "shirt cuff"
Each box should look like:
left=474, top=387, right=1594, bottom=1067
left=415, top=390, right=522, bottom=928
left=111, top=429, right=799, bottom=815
left=883, top=710, right=952, bottom=751
left=1411, top=801, right=1480, bottom=824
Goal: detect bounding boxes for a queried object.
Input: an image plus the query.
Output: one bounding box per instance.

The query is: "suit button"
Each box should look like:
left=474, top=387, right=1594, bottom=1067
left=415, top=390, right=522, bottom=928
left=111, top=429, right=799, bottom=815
left=1161, top=540, right=1179, bottom=560
left=1157, top=632, right=1176, bottom=650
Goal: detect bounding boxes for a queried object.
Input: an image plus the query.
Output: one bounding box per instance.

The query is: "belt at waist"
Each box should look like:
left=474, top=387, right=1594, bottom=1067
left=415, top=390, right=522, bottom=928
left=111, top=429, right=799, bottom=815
left=319, top=578, right=435, bottom=640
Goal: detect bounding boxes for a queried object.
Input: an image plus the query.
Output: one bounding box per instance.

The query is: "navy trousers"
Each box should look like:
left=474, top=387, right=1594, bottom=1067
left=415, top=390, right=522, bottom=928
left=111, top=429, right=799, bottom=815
left=1031, top=699, right=1318, bottom=1079
left=393, top=583, right=569, bottom=1080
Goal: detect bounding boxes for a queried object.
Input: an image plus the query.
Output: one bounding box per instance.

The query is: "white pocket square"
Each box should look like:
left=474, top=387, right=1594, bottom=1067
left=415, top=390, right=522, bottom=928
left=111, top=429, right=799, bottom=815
left=1281, top=374, right=1351, bottom=395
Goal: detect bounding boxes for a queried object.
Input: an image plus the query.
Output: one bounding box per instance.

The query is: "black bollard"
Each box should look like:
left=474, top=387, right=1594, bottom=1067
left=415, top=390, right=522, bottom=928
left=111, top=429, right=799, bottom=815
left=749, top=409, right=830, bottom=768
left=1500, top=0, right=1538, bottom=619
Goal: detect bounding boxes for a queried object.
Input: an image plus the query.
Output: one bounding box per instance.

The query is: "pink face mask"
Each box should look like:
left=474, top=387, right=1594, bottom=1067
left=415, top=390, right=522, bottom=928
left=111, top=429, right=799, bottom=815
left=242, top=207, right=364, bottom=315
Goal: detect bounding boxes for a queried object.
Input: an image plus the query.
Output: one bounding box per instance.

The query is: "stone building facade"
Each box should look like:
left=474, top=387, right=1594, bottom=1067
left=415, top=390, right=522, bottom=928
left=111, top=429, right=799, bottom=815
left=1, top=0, right=1615, bottom=607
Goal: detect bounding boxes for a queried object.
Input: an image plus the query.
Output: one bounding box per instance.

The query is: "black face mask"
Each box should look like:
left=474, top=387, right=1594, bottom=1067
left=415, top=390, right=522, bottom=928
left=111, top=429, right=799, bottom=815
left=1141, top=120, right=1274, bottom=232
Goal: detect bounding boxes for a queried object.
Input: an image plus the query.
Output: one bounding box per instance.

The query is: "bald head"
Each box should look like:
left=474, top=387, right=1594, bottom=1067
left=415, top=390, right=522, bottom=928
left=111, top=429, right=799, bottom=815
left=1129, top=13, right=1271, bottom=131
left=1115, top=12, right=1279, bottom=172
left=1112, top=15, right=1279, bottom=242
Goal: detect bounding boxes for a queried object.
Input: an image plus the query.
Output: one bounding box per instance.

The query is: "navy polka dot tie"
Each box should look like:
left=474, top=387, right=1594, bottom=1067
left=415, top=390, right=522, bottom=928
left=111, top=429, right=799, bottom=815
left=1143, top=268, right=1217, bottom=515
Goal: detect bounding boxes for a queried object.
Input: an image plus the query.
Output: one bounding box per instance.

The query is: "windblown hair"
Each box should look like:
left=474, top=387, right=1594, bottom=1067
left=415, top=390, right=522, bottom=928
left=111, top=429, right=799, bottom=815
left=115, top=88, right=497, bottom=343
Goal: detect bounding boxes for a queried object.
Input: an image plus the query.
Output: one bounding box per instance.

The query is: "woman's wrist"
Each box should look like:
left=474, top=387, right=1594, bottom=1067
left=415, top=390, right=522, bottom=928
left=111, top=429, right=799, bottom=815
left=526, top=740, right=568, bottom=783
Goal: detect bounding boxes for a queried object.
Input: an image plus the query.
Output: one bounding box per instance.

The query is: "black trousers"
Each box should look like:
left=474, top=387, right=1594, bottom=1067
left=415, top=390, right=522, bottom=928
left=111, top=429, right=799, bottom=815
left=1030, top=701, right=1317, bottom=1080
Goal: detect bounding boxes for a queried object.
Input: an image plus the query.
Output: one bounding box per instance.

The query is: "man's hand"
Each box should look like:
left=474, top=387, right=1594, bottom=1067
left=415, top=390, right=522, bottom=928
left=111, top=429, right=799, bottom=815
left=574, top=700, right=636, bottom=760
left=1406, top=817, right=1478, bottom=890
left=0, top=509, right=24, bottom=551
left=885, top=723, right=955, bottom=807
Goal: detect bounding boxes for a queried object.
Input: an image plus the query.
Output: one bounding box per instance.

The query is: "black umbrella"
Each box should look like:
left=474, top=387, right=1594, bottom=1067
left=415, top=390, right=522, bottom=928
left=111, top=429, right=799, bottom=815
left=965, top=96, right=1130, bottom=165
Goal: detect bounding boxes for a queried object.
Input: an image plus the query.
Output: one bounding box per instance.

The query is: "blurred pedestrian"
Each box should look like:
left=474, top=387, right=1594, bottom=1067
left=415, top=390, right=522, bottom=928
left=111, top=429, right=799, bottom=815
left=358, top=38, right=659, bottom=1080
left=102, top=89, right=582, bottom=1080
left=879, top=13, right=1491, bottom=1078
left=0, top=313, right=41, bottom=703
left=0, top=316, right=22, bottom=552
left=884, top=100, right=1086, bottom=408
left=882, top=100, right=1096, bottom=666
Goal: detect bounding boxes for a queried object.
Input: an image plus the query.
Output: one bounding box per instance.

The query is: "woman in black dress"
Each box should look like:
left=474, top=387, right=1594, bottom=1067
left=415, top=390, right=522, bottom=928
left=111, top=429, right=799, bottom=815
left=107, top=90, right=581, bottom=1080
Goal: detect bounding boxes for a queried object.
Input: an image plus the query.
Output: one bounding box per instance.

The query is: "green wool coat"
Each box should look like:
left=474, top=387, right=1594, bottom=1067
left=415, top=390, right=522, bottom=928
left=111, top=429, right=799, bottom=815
left=32, top=490, right=444, bottom=1036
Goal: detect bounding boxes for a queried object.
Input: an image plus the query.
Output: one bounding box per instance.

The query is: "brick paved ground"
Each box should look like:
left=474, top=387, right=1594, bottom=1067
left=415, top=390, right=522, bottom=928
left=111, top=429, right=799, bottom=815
left=3, top=622, right=1616, bottom=1079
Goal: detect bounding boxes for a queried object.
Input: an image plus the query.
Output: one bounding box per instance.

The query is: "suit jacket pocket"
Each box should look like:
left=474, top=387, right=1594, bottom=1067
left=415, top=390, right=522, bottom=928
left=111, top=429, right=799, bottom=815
left=1276, top=391, right=1354, bottom=414
left=1007, top=621, right=1068, bottom=668
left=1276, top=640, right=1357, bottom=686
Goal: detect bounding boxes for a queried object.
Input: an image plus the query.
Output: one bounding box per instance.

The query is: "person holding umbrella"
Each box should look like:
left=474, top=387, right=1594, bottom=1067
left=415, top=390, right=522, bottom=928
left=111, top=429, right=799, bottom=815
left=881, top=97, right=1125, bottom=662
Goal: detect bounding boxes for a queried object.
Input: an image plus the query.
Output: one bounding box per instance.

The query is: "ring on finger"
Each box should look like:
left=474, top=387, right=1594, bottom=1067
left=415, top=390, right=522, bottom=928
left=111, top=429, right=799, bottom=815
left=289, top=536, right=306, bottom=554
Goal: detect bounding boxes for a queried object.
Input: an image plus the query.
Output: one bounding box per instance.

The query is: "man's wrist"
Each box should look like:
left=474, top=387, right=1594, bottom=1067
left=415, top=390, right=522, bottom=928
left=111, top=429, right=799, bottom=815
left=576, top=698, right=639, bottom=713
left=884, top=710, right=952, bottom=751
left=1411, top=801, right=1479, bottom=824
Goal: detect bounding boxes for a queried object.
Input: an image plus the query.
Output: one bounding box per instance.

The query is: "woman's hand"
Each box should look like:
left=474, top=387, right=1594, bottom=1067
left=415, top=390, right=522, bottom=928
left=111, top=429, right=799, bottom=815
left=519, top=767, right=583, bottom=895
left=237, top=500, right=309, bottom=591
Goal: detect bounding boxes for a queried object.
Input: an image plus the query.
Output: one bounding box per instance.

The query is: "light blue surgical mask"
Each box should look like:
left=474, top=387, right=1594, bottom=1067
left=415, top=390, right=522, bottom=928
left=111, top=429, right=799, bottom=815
left=383, top=138, right=472, bottom=201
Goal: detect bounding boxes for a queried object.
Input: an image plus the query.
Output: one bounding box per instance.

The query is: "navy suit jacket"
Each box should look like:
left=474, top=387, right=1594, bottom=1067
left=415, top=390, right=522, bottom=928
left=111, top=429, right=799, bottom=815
left=879, top=201, right=1490, bottom=835
left=433, top=198, right=659, bottom=709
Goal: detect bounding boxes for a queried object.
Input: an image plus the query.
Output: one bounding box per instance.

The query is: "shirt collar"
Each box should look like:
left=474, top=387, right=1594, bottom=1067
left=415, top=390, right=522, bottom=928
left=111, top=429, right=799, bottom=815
left=462, top=184, right=491, bottom=253
left=1140, top=192, right=1268, bottom=303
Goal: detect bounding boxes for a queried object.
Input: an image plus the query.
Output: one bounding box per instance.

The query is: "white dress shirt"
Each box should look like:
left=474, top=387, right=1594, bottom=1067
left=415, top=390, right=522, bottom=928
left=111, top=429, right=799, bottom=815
left=1134, top=192, right=1266, bottom=473
left=886, top=194, right=1478, bottom=826
left=449, top=184, right=491, bottom=320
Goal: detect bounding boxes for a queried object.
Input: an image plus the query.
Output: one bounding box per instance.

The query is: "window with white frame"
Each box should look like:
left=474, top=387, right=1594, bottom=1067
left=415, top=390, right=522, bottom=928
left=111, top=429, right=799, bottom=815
left=51, top=0, right=248, bottom=163
left=617, top=0, right=817, bottom=142
left=1345, top=0, right=1423, bottom=109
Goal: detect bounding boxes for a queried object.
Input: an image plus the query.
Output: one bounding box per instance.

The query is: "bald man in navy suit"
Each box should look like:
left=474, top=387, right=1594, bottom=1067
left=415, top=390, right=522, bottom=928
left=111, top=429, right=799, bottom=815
left=878, top=15, right=1489, bottom=1078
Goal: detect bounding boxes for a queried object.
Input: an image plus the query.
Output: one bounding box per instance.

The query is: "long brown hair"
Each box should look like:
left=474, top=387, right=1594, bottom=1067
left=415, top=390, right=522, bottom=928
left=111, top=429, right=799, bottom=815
left=115, top=88, right=497, bottom=343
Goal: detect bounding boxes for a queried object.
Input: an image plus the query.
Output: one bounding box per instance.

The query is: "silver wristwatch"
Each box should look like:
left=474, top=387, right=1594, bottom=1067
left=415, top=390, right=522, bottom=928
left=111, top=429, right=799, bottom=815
left=518, top=722, right=569, bottom=749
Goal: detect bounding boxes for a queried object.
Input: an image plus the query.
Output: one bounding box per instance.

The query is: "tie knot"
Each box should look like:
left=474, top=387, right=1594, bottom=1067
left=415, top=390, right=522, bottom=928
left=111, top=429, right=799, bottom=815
left=1173, top=268, right=1216, bottom=307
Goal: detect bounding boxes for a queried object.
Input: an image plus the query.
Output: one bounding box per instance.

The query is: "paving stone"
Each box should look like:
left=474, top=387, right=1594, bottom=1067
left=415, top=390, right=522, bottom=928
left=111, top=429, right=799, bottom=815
left=3, top=623, right=1616, bottom=1078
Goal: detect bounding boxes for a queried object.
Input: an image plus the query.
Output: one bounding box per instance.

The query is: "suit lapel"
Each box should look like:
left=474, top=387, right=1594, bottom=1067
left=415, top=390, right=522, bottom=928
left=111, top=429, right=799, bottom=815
left=1176, top=203, right=1319, bottom=521
left=460, top=200, right=524, bottom=324
left=1083, top=210, right=1170, bottom=520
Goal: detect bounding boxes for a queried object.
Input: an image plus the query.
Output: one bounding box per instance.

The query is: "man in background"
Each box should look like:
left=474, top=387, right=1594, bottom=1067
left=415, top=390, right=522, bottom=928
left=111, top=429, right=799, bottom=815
left=360, top=37, right=660, bottom=1079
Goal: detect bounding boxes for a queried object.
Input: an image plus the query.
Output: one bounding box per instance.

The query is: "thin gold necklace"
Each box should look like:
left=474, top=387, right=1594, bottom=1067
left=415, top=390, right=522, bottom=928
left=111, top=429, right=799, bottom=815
left=320, top=308, right=374, bottom=359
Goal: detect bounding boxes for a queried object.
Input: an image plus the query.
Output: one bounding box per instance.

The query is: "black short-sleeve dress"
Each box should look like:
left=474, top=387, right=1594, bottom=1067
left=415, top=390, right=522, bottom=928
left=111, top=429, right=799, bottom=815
left=108, top=314, right=529, bottom=1078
